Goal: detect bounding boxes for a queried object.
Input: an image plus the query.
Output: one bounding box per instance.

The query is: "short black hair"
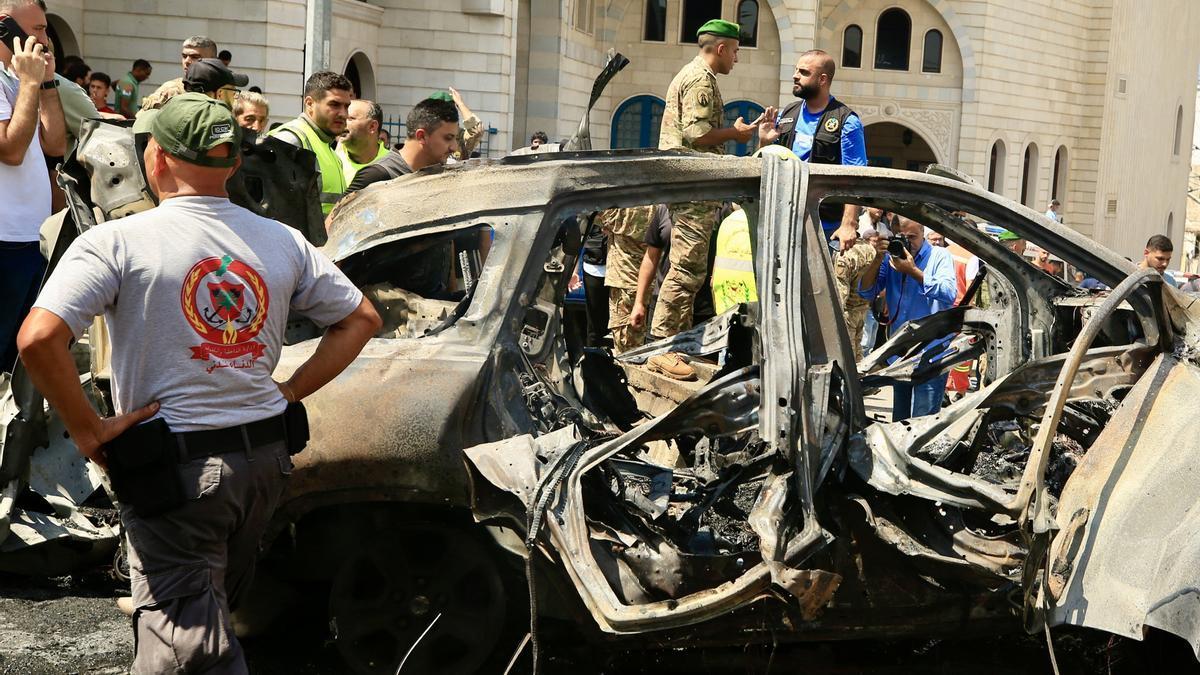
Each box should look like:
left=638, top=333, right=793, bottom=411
left=531, top=130, right=548, bottom=143
left=89, top=71, right=111, bottom=87
left=405, top=98, right=458, bottom=139
left=218, top=49, right=232, bottom=61
left=63, top=60, right=90, bottom=83
left=1146, top=234, right=1174, bottom=252
left=248, top=85, right=262, bottom=93
left=132, top=59, right=152, bottom=71
left=303, top=71, right=353, bottom=100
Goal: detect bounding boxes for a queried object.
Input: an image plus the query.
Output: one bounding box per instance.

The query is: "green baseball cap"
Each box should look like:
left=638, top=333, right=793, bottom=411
left=149, top=92, right=242, bottom=168
left=697, top=19, right=740, bottom=39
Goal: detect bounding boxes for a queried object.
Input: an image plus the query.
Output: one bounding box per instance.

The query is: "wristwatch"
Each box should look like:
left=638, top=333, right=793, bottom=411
left=40, top=79, right=59, bottom=90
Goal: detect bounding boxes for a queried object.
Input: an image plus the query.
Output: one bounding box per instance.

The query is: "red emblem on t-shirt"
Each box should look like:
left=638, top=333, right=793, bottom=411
left=181, top=255, right=270, bottom=370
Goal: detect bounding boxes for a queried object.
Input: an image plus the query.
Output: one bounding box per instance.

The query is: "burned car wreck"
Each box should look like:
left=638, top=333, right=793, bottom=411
left=3, top=135, right=1200, bottom=672
left=454, top=156, right=1200, bottom=661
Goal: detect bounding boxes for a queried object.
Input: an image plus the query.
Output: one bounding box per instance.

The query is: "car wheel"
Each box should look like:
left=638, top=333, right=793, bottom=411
left=328, top=522, right=508, bottom=675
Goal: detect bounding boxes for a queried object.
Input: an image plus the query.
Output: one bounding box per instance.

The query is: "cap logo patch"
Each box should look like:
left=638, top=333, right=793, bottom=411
left=210, top=123, right=233, bottom=139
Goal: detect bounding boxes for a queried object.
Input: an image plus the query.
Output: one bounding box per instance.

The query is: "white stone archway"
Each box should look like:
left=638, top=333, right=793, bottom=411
left=342, top=51, right=376, bottom=101
left=864, top=120, right=939, bottom=170
left=856, top=100, right=951, bottom=166
left=46, top=13, right=80, bottom=61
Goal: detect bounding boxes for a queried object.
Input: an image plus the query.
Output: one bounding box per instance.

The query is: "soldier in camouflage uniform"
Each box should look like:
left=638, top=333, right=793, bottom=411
left=652, top=19, right=760, bottom=351
left=599, top=206, right=653, bottom=353
left=835, top=235, right=882, bottom=361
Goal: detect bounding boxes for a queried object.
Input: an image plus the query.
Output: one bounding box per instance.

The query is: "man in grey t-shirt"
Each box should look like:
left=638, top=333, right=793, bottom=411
left=17, top=94, right=381, bottom=673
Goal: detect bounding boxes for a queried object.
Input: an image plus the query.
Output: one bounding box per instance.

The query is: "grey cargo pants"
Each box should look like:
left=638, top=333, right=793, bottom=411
left=121, top=439, right=292, bottom=674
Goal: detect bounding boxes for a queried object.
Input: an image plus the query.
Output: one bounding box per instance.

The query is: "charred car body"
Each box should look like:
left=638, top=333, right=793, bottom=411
left=2, top=122, right=1199, bottom=672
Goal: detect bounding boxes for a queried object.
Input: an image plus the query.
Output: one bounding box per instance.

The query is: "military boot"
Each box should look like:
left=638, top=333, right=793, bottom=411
left=647, top=352, right=696, bottom=381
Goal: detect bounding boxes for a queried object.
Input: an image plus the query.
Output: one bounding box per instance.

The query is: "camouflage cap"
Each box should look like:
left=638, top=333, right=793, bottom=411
left=697, top=19, right=740, bottom=39
left=149, top=92, right=242, bottom=168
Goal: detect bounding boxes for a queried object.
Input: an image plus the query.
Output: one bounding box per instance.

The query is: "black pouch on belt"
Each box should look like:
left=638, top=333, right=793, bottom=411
left=283, top=401, right=310, bottom=456
left=105, top=418, right=187, bottom=517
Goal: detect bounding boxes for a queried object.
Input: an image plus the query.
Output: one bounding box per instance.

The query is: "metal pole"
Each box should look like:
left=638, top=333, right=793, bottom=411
left=305, top=0, right=332, bottom=80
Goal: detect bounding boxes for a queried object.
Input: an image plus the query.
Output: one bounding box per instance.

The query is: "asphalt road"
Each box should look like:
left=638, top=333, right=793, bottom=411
left=5, top=569, right=1198, bottom=675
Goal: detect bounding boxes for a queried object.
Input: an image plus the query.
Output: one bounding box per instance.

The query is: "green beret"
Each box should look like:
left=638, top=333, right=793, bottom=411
left=997, top=229, right=1023, bottom=242
left=427, top=90, right=453, bottom=102
left=697, top=19, right=740, bottom=40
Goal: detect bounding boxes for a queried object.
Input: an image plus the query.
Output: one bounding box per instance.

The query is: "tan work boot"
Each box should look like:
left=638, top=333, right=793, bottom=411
left=647, top=352, right=697, bottom=381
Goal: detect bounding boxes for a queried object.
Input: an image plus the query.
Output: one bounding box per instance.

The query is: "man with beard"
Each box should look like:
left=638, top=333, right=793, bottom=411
left=759, top=49, right=867, bottom=250
left=335, top=99, right=388, bottom=184
left=267, top=71, right=353, bottom=215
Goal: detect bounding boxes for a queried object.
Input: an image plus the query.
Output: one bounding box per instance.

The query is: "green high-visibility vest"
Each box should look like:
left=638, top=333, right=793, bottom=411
left=335, top=140, right=389, bottom=185
left=268, top=117, right=346, bottom=214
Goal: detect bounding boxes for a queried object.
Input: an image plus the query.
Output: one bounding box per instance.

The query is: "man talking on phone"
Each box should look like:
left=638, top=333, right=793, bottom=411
left=857, top=216, right=956, bottom=421
left=0, top=0, right=64, bottom=373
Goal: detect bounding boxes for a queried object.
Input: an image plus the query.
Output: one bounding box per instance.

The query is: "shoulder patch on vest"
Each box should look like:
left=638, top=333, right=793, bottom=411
left=823, top=117, right=840, bottom=133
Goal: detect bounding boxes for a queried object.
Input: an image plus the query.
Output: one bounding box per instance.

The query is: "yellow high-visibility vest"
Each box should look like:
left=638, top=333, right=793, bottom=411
left=336, top=140, right=389, bottom=185
left=711, top=209, right=757, bottom=314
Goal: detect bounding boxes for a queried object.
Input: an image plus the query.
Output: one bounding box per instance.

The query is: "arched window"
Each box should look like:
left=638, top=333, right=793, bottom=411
left=1021, top=143, right=1039, bottom=208
left=611, top=95, right=666, bottom=149
left=1051, top=146, right=1068, bottom=201
left=922, top=29, right=942, bottom=73
left=723, top=100, right=765, bottom=156
left=988, top=140, right=1006, bottom=194
left=874, top=8, right=911, bottom=70
left=644, top=0, right=667, bottom=42
left=843, top=25, right=863, bottom=68
left=681, top=0, right=722, bottom=43
left=1174, top=105, right=1183, bottom=156
left=737, top=0, right=759, bottom=48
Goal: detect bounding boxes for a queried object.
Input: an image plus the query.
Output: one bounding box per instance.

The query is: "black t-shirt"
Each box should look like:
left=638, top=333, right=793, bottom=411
left=345, top=152, right=413, bottom=194
left=643, top=204, right=674, bottom=289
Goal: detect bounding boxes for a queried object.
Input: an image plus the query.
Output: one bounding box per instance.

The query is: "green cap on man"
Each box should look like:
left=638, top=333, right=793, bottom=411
left=149, top=92, right=242, bottom=168
left=696, top=19, right=740, bottom=39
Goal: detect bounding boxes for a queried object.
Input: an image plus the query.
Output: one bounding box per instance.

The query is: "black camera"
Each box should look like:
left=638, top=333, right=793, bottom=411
left=887, top=235, right=909, bottom=258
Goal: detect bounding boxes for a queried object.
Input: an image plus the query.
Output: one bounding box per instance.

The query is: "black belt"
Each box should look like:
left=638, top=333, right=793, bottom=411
left=174, top=413, right=287, bottom=460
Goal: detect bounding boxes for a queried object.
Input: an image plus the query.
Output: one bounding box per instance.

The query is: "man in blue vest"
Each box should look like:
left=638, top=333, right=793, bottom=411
left=267, top=71, right=353, bottom=214
left=759, top=49, right=867, bottom=250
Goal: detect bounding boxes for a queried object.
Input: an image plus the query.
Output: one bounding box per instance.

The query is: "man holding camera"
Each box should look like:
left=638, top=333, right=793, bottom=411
left=857, top=216, right=956, bottom=421
left=18, top=93, right=380, bottom=673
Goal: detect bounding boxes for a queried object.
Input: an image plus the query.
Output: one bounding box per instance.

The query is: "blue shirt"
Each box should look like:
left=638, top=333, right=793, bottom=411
left=858, top=240, right=957, bottom=330
left=778, top=97, right=867, bottom=234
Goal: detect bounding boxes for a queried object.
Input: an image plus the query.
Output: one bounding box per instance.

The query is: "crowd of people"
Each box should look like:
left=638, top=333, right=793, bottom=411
left=0, top=1, right=1191, bottom=671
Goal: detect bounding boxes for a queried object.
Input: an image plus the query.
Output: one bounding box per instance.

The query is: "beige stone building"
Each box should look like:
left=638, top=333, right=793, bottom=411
left=43, top=0, right=1200, bottom=258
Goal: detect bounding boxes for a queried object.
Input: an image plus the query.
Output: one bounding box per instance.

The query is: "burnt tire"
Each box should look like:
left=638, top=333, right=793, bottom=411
left=328, top=522, right=509, bottom=675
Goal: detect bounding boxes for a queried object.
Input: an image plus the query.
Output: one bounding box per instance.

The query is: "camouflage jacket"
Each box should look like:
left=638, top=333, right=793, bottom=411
left=599, top=206, right=653, bottom=289
left=835, top=241, right=878, bottom=311
left=659, top=56, right=724, bottom=153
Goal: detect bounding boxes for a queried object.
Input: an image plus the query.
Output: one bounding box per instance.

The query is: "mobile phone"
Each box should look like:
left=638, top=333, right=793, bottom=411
left=0, top=15, right=32, bottom=49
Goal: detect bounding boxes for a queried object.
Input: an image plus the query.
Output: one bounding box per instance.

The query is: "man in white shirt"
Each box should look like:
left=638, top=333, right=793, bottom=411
left=0, top=0, right=65, bottom=372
